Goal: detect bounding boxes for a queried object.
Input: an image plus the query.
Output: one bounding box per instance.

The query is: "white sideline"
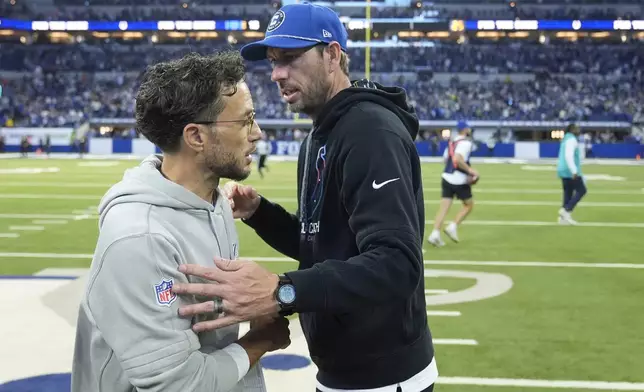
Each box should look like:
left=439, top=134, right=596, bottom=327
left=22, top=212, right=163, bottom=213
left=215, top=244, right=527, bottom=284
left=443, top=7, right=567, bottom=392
left=437, top=376, right=644, bottom=390
left=0, top=233, right=19, bottom=238
left=433, top=339, right=478, bottom=345
left=427, top=311, right=461, bottom=317
left=9, top=226, right=45, bottom=231
left=2, top=253, right=643, bottom=269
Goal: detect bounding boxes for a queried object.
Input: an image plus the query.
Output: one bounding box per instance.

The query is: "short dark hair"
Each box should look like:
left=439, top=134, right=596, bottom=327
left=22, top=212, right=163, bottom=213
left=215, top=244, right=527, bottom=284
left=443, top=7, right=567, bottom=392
left=135, top=50, right=246, bottom=153
left=566, top=123, right=578, bottom=133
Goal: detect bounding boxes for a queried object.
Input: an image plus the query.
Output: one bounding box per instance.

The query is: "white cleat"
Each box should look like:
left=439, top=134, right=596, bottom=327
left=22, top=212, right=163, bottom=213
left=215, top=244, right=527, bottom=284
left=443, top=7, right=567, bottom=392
left=428, top=233, right=445, bottom=247
left=444, top=222, right=459, bottom=243
left=558, top=209, right=578, bottom=225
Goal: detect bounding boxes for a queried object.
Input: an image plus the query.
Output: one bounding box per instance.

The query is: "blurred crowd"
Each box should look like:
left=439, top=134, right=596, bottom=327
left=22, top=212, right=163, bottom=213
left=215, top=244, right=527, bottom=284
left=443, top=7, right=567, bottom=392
left=2, top=67, right=642, bottom=128
left=2, top=43, right=642, bottom=75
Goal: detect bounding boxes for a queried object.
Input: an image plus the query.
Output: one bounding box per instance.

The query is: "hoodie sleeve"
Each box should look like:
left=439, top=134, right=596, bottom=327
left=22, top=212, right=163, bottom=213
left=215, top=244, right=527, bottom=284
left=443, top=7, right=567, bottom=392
left=242, top=195, right=301, bottom=261
left=86, top=233, right=250, bottom=392
left=285, top=125, right=424, bottom=313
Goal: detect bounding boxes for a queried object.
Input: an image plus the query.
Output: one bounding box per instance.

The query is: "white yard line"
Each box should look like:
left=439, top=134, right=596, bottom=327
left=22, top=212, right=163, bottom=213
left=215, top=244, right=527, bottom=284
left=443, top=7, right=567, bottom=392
left=427, top=310, right=461, bottom=317
left=424, top=220, right=644, bottom=228
left=0, top=182, right=111, bottom=188
left=426, top=289, right=449, bottom=294
left=437, top=376, right=644, bottom=390
left=0, top=213, right=85, bottom=220
left=0, top=194, right=101, bottom=200
left=249, top=187, right=644, bottom=195
left=32, top=220, right=68, bottom=225
left=9, top=226, right=45, bottom=231
left=0, top=252, right=93, bottom=259
left=433, top=339, right=478, bottom=345
left=0, top=233, right=19, bottom=238
left=2, top=254, right=643, bottom=270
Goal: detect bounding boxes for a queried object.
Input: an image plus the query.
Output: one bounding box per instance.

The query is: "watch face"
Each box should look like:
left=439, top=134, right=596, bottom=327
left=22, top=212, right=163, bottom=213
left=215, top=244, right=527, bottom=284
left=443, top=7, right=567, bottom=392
left=278, top=284, right=296, bottom=304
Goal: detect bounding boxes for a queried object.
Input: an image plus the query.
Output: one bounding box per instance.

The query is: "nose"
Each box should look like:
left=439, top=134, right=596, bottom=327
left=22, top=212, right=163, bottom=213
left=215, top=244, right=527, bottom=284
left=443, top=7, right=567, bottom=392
left=249, top=120, right=262, bottom=142
left=271, top=64, right=288, bottom=83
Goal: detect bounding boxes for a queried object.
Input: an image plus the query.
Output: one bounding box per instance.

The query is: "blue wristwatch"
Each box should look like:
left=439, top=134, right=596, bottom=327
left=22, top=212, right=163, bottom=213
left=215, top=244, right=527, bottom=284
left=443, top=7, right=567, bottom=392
left=276, top=274, right=296, bottom=316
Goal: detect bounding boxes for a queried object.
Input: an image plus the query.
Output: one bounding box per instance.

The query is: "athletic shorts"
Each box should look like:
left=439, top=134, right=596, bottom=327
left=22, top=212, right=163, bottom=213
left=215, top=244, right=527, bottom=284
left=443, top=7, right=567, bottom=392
left=441, top=178, right=472, bottom=201
left=258, top=155, right=267, bottom=168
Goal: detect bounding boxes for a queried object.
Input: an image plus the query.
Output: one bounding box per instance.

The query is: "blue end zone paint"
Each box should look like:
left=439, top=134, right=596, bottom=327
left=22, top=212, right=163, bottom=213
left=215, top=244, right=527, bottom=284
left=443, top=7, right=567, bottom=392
left=0, top=276, right=77, bottom=280
left=260, top=354, right=311, bottom=370
left=0, top=373, right=70, bottom=392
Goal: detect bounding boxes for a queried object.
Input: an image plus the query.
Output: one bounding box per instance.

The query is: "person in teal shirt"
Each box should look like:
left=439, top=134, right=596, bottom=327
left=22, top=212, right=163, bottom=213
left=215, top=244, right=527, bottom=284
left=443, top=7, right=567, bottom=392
left=557, top=123, right=587, bottom=225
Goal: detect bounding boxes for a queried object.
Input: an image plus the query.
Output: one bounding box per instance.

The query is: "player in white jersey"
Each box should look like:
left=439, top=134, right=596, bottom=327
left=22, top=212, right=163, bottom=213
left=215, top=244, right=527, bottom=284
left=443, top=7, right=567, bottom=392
left=428, top=121, right=479, bottom=247
left=255, top=132, right=271, bottom=178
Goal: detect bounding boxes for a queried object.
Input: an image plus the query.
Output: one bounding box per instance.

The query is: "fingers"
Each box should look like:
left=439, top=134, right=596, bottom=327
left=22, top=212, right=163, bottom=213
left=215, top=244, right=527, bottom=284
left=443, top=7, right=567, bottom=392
left=172, top=282, right=225, bottom=298
left=178, top=299, right=216, bottom=318
left=178, top=263, right=228, bottom=282
left=213, top=256, right=243, bottom=271
left=193, top=315, right=240, bottom=333
left=241, top=185, right=258, bottom=199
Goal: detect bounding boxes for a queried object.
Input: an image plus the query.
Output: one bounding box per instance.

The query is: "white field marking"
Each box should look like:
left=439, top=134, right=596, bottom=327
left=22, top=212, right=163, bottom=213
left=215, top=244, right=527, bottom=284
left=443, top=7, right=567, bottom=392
left=0, top=167, right=60, bottom=174
left=33, top=268, right=90, bottom=277
left=437, top=377, right=644, bottom=390
left=77, top=161, right=119, bottom=167
left=31, top=219, right=68, bottom=225
left=0, top=194, right=100, bottom=200
left=251, top=186, right=643, bottom=195
left=0, top=182, right=111, bottom=188
left=262, top=198, right=644, bottom=208
left=433, top=339, right=478, bottom=345
left=427, top=310, right=461, bottom=317
left=0, top=233, right=19, bottom=238
left=0, top=252, right=93, bottom=259
left=426, top=289, right=449, bottom=294
left=424, top=219, right=644, bottom=228
left=9, top=225, right=45, bottom=231
left=2, top=254, right=644, bottom=270
left=0, top=213, right=87, bottom=220
left=246, top=257, right=644, bottom=269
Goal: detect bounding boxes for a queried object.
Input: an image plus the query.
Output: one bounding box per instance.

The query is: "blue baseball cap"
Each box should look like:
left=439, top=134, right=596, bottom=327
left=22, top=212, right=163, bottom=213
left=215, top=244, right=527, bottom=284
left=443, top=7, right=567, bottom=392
left=457, top=120, right=470, bottom=131
left=240, top=3, right=348, bottom=62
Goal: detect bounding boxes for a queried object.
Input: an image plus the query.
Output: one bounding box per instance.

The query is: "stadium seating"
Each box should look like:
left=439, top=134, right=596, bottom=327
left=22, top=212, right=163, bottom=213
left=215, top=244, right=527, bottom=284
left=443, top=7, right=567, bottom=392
left=1, top=0, right=643, bottom=129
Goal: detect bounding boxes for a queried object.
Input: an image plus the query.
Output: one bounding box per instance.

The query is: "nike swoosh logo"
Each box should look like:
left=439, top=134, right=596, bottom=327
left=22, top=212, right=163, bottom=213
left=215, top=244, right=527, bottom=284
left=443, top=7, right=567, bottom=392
left=372, top=178, right=400, bottom=189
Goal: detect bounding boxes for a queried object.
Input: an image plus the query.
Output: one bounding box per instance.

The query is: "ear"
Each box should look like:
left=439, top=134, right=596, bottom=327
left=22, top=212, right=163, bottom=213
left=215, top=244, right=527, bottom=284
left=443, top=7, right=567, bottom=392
left=326, top=41, right=342, bottom=72
left=182, top=123, right=206, bottom=153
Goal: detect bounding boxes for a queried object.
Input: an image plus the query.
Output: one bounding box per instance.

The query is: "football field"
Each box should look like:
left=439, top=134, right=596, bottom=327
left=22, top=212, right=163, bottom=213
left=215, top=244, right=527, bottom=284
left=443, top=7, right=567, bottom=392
left=0, top=156, right=643, bottom=391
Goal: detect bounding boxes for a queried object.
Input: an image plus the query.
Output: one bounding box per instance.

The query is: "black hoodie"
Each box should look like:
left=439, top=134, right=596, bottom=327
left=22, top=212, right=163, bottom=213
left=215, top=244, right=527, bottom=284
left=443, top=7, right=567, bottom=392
left=243, top=80, right=434, bottom=389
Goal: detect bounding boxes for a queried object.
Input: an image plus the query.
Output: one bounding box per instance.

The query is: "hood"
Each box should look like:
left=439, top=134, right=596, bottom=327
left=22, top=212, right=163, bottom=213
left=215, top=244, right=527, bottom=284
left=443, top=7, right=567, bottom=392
left=97, top=154, right=215, bottom=228
left=314, top=79, right=420, bottom=140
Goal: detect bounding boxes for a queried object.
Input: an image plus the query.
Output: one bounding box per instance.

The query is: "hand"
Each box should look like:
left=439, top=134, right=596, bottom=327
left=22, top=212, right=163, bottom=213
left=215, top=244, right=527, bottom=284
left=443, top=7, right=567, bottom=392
left=572, top=173, right=579, bottom=180
left=240, top=316, right=291, bottom=353
left=222, top=181, right=261, bottom=220
left=468, top=169, right=479, bottom=178
left=171, top=257, right=280, bottom=333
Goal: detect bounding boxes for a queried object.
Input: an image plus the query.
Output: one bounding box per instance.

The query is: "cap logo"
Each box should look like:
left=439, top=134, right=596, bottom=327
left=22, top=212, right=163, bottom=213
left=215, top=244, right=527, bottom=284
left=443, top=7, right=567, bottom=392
left=267, top=10, right=285, bottom=33
left=322, top=29, right=332, bottom=38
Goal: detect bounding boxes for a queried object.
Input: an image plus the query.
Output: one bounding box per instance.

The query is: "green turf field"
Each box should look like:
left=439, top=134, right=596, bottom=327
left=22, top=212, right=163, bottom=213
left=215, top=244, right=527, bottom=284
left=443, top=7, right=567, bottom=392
left=1, top=157, right=643, bottom=390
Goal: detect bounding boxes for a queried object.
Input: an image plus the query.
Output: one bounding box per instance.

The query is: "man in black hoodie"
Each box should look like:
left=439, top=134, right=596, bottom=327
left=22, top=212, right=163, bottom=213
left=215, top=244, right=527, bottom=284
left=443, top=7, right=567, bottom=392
left=171, top=3, right=436, bottom=391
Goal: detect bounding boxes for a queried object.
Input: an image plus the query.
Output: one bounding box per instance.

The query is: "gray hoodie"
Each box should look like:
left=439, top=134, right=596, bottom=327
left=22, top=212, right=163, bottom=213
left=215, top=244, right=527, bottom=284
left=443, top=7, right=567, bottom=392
left=71, top=154, right=266, bottom=392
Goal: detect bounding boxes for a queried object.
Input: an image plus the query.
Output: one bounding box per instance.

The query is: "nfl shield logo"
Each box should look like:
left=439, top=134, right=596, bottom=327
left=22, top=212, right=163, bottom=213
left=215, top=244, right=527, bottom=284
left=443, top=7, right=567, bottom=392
left=154, top=278, right=177, bottom=306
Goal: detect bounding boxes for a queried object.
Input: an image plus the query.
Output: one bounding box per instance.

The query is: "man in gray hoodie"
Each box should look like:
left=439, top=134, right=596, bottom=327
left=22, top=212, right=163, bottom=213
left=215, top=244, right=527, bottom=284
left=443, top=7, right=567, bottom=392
left=71, top=51, right=290, bottom=392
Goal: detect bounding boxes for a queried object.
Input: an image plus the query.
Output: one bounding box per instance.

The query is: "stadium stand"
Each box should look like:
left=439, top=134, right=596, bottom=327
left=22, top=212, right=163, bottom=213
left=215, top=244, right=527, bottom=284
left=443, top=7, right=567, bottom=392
left=1, top=0, right=643, bottom=156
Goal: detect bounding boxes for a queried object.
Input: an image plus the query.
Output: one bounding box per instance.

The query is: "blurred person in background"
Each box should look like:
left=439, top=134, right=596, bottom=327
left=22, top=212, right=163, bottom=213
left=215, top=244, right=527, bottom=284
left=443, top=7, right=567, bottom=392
left=256, top=132, right=271, bottom=178
left=72, top=50, right=289, bottom=392
left=428, top=120, right=478, bottom=247
left=557, top=123, right=587, bottom=225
